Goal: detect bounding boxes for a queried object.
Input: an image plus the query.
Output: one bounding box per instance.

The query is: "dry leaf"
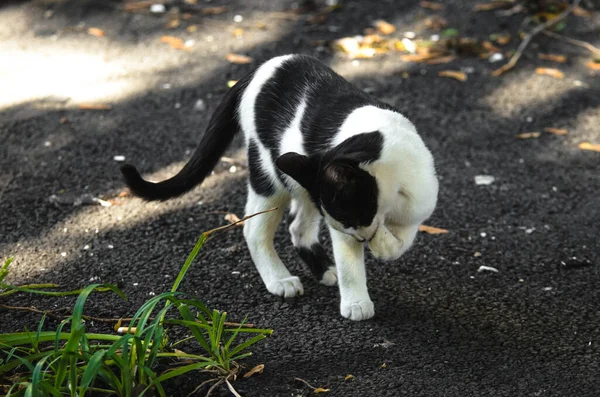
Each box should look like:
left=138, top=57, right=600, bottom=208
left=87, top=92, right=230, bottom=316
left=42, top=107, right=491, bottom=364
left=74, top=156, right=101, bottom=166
left=516, top=132, right=541, bottom=139
left=122, top=1, right=154, bottom=11
left=579, top=142, right=600, bottom=152
left=481, top=40, right=501, bottom=53
left=113, top=318, right=122, bottom=332
left=87, top=27, right=105, bottom=37
left=585, top=61, right=600, bottom=71
left=344, top=374, right=355, bottom=381
left=537, top=53, right=567, bottom=63
left=572, top=5, right=592, bottom=17
left=181, top=13, right=193, bottom=20
left=226, top=53, right=253, bottom=64
left=186, top=25, right=198, bottom=33
left=424, top=55, right=456, bottom=64
left=224, top=213, right=242, bottom=224
left=232, top=28, right=244, bottom=38
left=473, top=1, right=511, bottom=11
left=160, top=36, right=190, bottom=51
left=314, top=388, right=330, bottom=394
left=166, top=19, right=181, bottom=29
left=243, top=364, right=264, bottom=378
left=374, top=20, right=396, bottom=35
left=535, top=68, right=564, bottom=79
left=424, top=15, right=448, bottom=30
left=420, top=1, right=444, bottom=10
left=544, top=127, right=568, bottom=136
left=419, top=224, right=449, bottom=234
left=59, top=116, right=70, bottom=124
left=491, top=33, right=510, bottom=45
left=438, top=70, right=467, bottom=81
left=118, top=190, right=130, bottom=198
left=79, top=103, right=112, bottom=110
left=200, top=6, right=228, bottom=15
left=379, top=363, right=387, bottom=369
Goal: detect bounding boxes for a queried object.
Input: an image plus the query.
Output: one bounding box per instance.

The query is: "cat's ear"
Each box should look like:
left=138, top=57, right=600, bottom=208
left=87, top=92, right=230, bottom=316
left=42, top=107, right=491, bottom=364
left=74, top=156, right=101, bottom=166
left=323, top=161, right=357, bottom=192
left=276, top=152, right=318, bottom=190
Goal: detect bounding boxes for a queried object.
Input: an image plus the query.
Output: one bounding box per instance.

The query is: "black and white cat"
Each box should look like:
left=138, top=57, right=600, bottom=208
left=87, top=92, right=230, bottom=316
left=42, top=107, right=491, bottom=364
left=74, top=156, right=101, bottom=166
left=121, top=54, right=438, bottom=321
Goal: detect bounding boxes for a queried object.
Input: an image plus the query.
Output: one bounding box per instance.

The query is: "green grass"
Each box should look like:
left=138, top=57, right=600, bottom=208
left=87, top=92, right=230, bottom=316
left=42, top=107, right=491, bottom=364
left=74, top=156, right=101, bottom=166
left=0, top=212, right=274, bottom=396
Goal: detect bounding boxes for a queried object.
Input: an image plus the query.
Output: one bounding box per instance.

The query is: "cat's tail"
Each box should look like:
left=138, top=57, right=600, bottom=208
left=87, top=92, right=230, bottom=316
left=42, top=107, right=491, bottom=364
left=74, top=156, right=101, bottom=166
left=120, top=72, right=253, bottom=201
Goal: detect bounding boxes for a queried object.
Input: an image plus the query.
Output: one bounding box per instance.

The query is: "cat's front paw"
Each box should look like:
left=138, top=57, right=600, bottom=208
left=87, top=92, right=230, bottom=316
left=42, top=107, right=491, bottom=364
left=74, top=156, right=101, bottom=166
left=320, top=267, right=337, bottom=286
left=267, top=276, right=304, bottom=298
left=368, top=226, right=404, bottom=261
left=340, top=300, right=375, bottom=321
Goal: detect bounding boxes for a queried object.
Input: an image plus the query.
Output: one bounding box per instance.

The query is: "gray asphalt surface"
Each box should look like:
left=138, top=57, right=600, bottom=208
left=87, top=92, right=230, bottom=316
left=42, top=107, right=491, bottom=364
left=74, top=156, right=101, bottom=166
left=1, top=1, right=599, bottom=396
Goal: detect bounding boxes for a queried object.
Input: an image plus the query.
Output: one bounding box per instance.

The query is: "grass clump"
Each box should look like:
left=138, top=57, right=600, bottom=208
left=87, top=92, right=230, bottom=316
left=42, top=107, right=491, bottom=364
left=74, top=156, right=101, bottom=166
left=0, top=211, right=274, bottom=396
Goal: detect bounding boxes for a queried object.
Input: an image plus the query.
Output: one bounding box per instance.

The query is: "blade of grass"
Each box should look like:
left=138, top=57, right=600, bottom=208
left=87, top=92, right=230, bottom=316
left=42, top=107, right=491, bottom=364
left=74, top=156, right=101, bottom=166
left=79, top=350, right=106, bottom=396
left=229, top=334, right=268, bottom=358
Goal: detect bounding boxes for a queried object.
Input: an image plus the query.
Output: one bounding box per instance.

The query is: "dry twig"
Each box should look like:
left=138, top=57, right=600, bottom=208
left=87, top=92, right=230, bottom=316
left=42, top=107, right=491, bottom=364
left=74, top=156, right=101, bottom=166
left=491, top=0, right=582, bottom=76
left=541, top=30, right=600, bottom=58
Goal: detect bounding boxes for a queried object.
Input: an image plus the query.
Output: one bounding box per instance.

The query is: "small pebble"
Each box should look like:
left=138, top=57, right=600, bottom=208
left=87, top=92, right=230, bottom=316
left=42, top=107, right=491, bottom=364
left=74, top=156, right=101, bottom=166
left=108, top=244, right=114, bottom=249
left=61, top=252, right=67, bottom=257
left=194, top=99, right=207, bottom=112
left=474, top=175, right=495, bottom=185
left=477, top=265, right=499, bottom=273
left=83, top=245, right=90, bottom=250
left=488, top=53, right=504, bottom=63
left=150, top=4, right=166, bottom=13
left=229, top=165, right=237, bottom=173
left=174, top=102, right=181, bottom=109
left=113, top=155, right=126, bottom=162
left=233, top=14, right=243, bottom=23
left=403, top=31, right=416, bottom=39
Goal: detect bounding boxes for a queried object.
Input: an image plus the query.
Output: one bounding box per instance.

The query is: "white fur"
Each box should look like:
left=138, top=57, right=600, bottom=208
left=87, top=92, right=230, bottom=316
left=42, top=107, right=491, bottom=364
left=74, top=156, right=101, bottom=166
left=238, top=56, right=438, bottom=321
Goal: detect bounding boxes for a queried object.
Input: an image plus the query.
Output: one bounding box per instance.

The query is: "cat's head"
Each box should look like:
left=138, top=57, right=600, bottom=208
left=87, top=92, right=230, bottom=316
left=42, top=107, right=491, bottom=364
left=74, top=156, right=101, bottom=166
left=276, top=132, right=382, bottom=242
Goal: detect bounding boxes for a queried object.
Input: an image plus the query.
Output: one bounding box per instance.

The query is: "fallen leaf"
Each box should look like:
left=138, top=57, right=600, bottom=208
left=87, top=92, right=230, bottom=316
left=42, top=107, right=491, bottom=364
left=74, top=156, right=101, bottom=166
left=243, top=364, right=264, bottom=378
left=424, top=15, right=448, bottom=30
left=314, top=388, right=330, bottom=394
left=490, top=33, right=510, bottom=45
left=160, top=36, right=190, bottom=51
left=344, top=374, right=355, bottom=381
left=200, top=6, right=229, bottom=15
left=516, top=132, right=541, bottom=139
left=224, top=213, right=242, bottom=225
left=438, top=70, right=467, bottom=81
left=113, top=318, right=122, bottom=332
left=537, top=53, right=567, bottom=63
left=379, top=363, right=387, bottom=369
left=544, top=127, right=568, bottom=136
left=374, top=20, right=396, bottom=35
left=482, top=40, right=501, bottom=53
left=572, top=5, right=592, bottom=17
left=166, top=19, right=181, bottom=29
left=473, top=1, right=512, bottom=11
left=78, top=103, right=112, bottom=110
left=232, top=28, right=244, bottom=38
left=87, top=27, right=105, bottom=37
left=122, top=1, right=154, bottom=11
left=420, top=1, right=444, bottom=10
left=425, top=55, right=456, bottom=64
left=226, top=53, right=253, bottom=64
left=585, top=61, right=600, bottom=70
left=474, top=252, right=482, bottom=257
left=118, top=190, right=130, bottom=198
left=535, top=68, right=564, bottom=79
left=419, top=225, right=449, bottom=234
left=579, top=142, right=600, bottom=152
left=181, top=13, right=193, bottom=20
left=59, top=116, right=70, bottom=124
left=186, top=25, right=198, bottom=33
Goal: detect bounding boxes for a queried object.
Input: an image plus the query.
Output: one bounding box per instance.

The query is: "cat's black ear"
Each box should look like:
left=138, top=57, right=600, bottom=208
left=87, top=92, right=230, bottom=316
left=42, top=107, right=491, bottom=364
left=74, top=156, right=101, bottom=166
left=323, top=162, right=356, bottom=192
left=276, top=152, right=318, bottom=190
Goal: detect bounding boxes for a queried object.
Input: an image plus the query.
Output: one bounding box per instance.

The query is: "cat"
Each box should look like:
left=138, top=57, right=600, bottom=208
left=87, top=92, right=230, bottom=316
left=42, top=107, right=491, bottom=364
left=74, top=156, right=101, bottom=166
left=121, top=54, right=439, bottom=321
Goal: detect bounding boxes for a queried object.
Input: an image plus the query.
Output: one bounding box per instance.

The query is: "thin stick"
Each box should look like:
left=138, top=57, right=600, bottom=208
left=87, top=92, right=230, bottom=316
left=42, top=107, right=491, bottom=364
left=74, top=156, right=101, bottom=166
left=541, top=30, right=600, bottom=58
left=294, top=377, right=318, bottom=390
left=204, top=207, right=278, bottom=237
left=491, top=0, right=582, bottom=76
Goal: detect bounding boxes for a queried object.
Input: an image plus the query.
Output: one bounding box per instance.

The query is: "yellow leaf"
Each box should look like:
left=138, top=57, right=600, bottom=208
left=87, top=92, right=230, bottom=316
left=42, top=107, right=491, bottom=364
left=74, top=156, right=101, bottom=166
left=579, top=142, right=600, bottom=152
left=232, top=28, right=244, bottom=38
left=186, top=25, right=198, bottom=33
left=535, top=68, right=564, bottom=79
left=420, top=1, right=444, bottom=10
left=424, top=15, right=448, bottom=31
left=87, top=27, right=105, bottom=37
left=200, top=6, right=229, bottom=15
left=344, top=374, right=355, bottom=381
left=166, top=19, right=181, bottom=29
left=373, top=20, right=396, bottom=35
left=492, top=34, right=510, bottom=45
left=113, top=318, right=122, bottom=332
left=585, top=61, right=600, bottom=71
left=572, top=6, right=592, bottom=17
left=160, top=36, right=191, bottom=51
left=226, top=53, right=253, bottom=64
left=473, top=1, right=511, bottom=11
left=424, top=55, right=456, bottom=64
left=227, top=80, right=238, bottom=88
left=78, top=103, right=112, bottom=110
left=314, top=388, right=330, bottom=393
left=419, top=224, right=449, bottom=234
left=537, top=53, right=567, bottom=63
left=379, top=363, right=387, bottom=369
left=544, top=127, right=568, bottom=136
left=243, top=364, right=264, bottom=378
left=516, top=132, right=541, bottom=139
left=438, top=70, right=467, bottom=82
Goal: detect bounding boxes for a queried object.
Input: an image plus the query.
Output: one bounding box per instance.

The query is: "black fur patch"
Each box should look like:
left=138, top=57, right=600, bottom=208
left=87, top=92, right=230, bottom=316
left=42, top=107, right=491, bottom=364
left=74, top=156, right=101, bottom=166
left=247, top=139, right=275, bottom=196
left=296, top=243, right=334, bottom=281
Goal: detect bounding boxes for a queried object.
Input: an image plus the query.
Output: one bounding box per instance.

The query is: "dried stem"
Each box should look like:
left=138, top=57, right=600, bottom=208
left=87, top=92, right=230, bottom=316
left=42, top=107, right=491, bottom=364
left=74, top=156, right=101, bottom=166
left=491, top=0, right=583, bottom=76
left=541, top=30, right=600, bottom=58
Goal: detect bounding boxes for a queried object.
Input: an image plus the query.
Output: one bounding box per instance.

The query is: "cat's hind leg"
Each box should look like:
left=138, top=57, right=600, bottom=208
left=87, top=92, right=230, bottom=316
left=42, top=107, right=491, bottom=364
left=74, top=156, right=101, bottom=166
left=288, top=195, right=337, bottom=286
left=243, top=187, right=303, bottom=298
